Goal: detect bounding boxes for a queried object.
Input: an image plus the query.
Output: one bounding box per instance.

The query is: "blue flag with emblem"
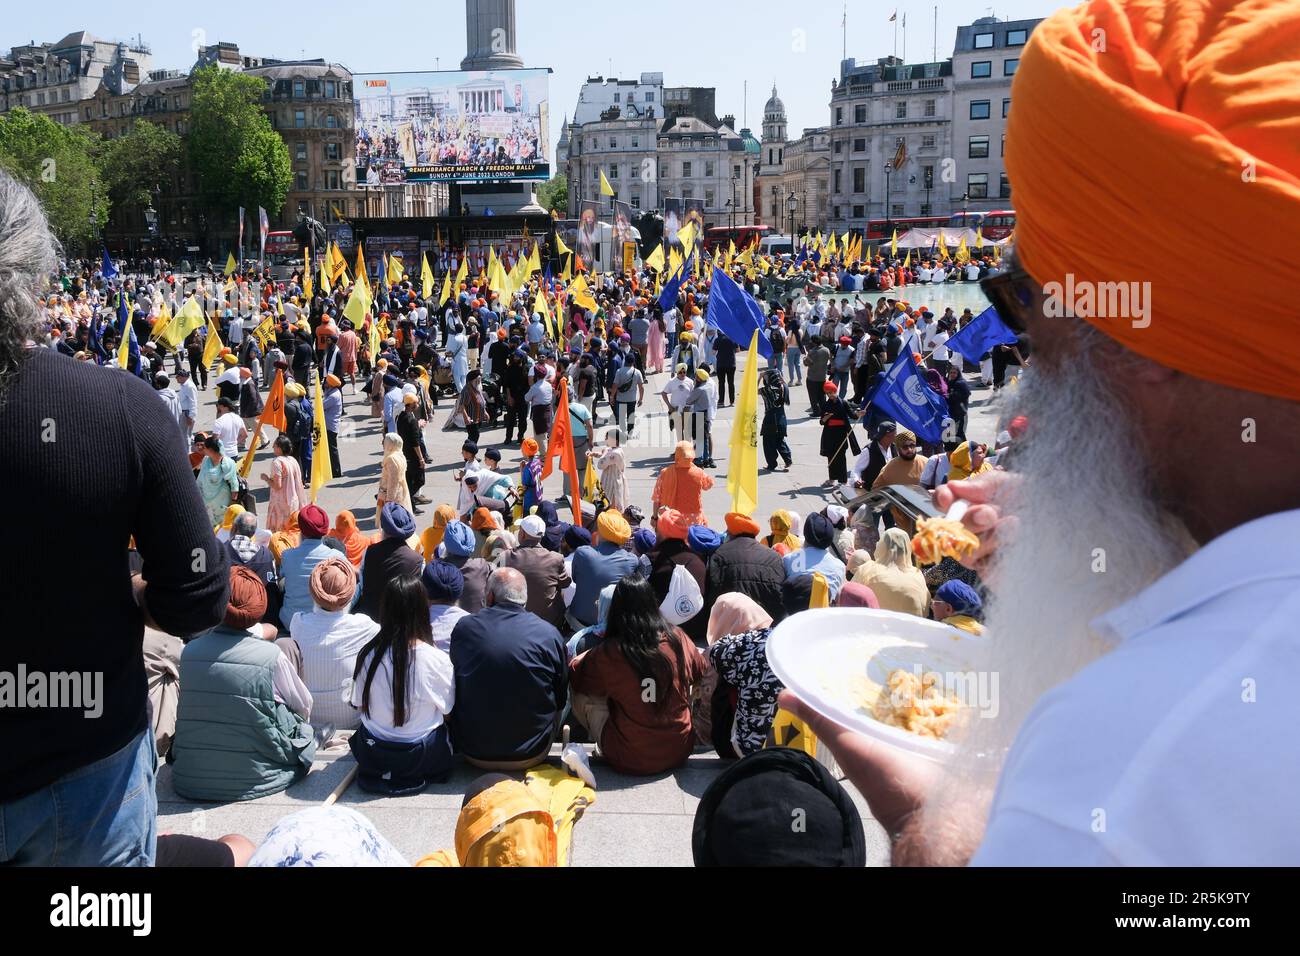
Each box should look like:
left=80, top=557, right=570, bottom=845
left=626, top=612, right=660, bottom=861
left=866, top=350, right=950, bottom=444
left=943, top=305, right=1019, bottom=364
left=706, top=266, right=772, bottom=361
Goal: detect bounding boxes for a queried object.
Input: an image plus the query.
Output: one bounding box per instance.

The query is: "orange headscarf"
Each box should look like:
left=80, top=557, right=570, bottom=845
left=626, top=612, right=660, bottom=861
left=419, top=503, right=460, bottom=561
left=330, top=510, right=371, bottom=568
left=1008, top=0, right=1300, bottom=400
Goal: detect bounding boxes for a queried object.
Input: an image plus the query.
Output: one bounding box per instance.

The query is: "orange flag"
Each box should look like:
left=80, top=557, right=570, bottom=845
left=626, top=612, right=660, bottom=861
left=259, top=368, right=288, bottom=432
left=541, top=376, right=582, bottom=521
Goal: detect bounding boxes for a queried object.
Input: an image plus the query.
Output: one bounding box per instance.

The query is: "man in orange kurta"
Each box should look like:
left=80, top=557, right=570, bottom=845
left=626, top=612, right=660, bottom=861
left=651, top=440, right=714, bottom=526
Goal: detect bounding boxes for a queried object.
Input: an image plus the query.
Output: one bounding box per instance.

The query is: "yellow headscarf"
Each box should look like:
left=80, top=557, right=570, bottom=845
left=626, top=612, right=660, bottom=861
left=766, top=510, right=801, bottom=551
left=419, top=503, right=460, bottom=561
left=415, top=779, right=556, bottom=868
left=219, top=504, right=245, bottom=533
left=947, top=442, right=993, bottom=482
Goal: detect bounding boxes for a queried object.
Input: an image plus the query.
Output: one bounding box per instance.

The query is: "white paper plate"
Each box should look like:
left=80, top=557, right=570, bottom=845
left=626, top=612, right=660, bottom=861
left=766, top=606, right=989, bottom=761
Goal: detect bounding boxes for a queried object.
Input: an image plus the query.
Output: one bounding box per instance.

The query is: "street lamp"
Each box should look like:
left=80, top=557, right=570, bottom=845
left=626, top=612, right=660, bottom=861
left=801, top=187, right=808, bottom=235
left=924, top=167, right=934, bottom=216
left=786, top=191, right=798, bottom=250
left=726, top=199, right=735, bottom=230
left=730, top=175, right=739, bottom=229
left=884, top=161, right=894, bottom=234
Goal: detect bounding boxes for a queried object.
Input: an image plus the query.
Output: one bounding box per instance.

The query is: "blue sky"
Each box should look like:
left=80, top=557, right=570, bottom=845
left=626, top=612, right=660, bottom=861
left=10, top=0, right=1056, bottom=168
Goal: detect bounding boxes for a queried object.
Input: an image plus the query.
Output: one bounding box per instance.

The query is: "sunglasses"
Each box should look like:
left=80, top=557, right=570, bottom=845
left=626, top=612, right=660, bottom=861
left=978, top=248, right=1035, bottom=334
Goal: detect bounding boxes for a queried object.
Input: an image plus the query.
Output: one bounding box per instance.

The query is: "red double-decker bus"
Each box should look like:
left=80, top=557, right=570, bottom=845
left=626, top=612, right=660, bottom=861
left=946, top=210, right=1017, bottom=240
left=864, top=216, right=948, bottom=241
left=703, top=224, right=772, bottom=253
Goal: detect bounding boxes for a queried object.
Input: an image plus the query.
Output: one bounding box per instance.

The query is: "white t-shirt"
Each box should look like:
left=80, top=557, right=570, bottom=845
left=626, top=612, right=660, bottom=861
left=973, top=509, right=1300, bottom=866
left=212, top=411, right=246, bottom=454
left=660, top=376, right=694, bottom=410
left=928, top=330, right=950, bottom=361
left=351, top=641, right=455, bottom=743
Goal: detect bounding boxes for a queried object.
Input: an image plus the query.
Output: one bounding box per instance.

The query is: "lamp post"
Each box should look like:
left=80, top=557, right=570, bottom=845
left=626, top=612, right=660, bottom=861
left=786, top=190, right=797, bottom=250
left=924, top=167, right=934, bottom=216
left=730, top=175, right=739, bottom=230
left=801, top=187, right=808, bottom=234
left=884, top=161, right=893, bottom=234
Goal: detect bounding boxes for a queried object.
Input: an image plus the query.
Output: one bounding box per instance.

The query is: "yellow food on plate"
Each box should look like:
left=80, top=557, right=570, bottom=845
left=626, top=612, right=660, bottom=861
left=872, top=668, right=962, bottom=739
left=911, top=516, right=980, bottom=565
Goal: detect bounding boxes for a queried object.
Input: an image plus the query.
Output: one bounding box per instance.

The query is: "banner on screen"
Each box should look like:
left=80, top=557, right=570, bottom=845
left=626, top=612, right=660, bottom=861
left=576, top=200, right=602, bottom=265
left=354, top=69, right=551, bottom=184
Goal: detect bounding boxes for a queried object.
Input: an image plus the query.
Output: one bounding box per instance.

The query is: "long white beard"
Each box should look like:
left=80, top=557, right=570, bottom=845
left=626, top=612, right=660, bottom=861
left=911, top=337, right=1196, bottom=864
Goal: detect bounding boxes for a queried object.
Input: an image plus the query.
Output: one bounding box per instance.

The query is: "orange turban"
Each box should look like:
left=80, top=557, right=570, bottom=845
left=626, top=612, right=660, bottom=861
left=521, top=438, right=539, bottom=457
left=471, top=506, right=498, bottom=531
left=1008, top=0, right=1300, bottom=400
left=657, top=508, right=689, bottom=541
left=725, top=512, right=761, bottom=537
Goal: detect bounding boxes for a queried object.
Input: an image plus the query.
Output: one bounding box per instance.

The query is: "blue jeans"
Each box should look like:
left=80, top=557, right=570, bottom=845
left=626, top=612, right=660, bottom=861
left=786, top=351, right=803, bottom=383
left=0, top=728, right=157, bottom=866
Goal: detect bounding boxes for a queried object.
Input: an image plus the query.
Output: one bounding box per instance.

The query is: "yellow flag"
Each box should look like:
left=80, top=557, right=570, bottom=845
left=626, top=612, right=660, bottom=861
left=555, top=232, right=571, bottom=257
left=677, top=220, right=697, bottom=253
left=569, top=274, right=598, bottom=312
left=937, top=231, right=950, bottom=260
left=890, top=228, right=898, bottom=258
left=150, top=302, right=171, bottom=343
left=439, top=269, right=452, bottom=306
left=583, top=455, right=599, bottom=502
left=765, top=571, right=827, bottom=756
left=826, top=232, right=837, bottom=256
left=956, top=235, right=971, bottom=265
left=303, top=248, right=313, bottom=300
left=164, top=296, right=205, bottom=347
left=454, top=256, right=468, bottom=291
left=309, top=369, right=333, bottom=501
left=343, top=281, right=371, bottom=328
left=388, top=252, right=405, bottom=286
left=368, top=314, right=381, bottom=365
left=727, top=330, right=760, bottom=516
left=598, top=169, right=615, bottom=197
left=421, top=253, right=435, bottom=299
left=319, top=255, right=331, bottom=296
left=559, top=254, right=572, bottom=281
left=487, top=245, right=498, bottom=276
left=903, top=248, right=911, bottom=268
left=200, top=315, right=224, bottom=369
left=975, top=226, right=985, bottom=249
left=329, top=242, right=348, bottom=282
left=354, top=243, right=369, bottom=295
left=224, top=252, right=237, bottom=277
left=669, top=247, right=683, bottom=278
left=644, top=243, right=664, bottom=272
left=527, top=242, right=542, bottom=276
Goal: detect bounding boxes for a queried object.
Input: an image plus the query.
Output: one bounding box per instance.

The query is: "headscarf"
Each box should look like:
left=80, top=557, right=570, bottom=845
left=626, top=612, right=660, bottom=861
left=657, top=508, right=689, bottom=541
left=471, top=507, right=500, bottom=532
left=948, top=441, right=992, bottom=482
left=309, top=556, right=357, bottom=612
left=706, top=593, right=773, bottom=646
left=219, top=504, right=245, bottom=532
left=298, top=504, right=329, bottom=539
left=692, top=749, right=865, bottom=867
left=483, top=529, right=519, bottom=562
left=767, top=510, right=800, bottom=551
left=224, top=565, right=266, bottom=629
left=874, top=527, right=915, bottom=570
left=330, top=510, right=369, bottom=568
left=1007, top=0, right=1300, bottom=401
left=837, top=582, right=881, bottom=609
left=419, top=504, right=459, bottom=560
left=923, top=367, right=948, bottom=398
left=382, top=432, right=403, bottom=455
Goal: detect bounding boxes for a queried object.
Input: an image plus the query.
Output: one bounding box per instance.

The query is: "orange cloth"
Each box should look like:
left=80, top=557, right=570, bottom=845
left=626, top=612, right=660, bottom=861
left=1008, top=0, right=1300, bottom=400
left=330, top=510, right=371, bottom=568
left=419, top=504, right=460, bottom=561
left=651, top=441, right=714, bottom=524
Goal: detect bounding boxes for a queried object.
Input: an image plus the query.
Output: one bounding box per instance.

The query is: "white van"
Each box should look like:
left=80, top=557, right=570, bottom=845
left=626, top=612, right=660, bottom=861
left=759, top=235, right=794, bottom=257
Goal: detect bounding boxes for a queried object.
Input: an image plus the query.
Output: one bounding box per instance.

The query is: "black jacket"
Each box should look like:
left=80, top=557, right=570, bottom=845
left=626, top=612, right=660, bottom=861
left=702, top=534, right=787, bottom=626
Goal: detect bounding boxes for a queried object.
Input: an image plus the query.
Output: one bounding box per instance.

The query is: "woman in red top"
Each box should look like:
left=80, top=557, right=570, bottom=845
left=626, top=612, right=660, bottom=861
left=569, top=576, right=707, bottom=775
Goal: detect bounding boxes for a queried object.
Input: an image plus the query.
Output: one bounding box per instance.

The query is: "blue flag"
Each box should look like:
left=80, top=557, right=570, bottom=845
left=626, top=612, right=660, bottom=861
left=706, top=267, right=772, bottom=360
left=867, top=351, right=950, bottom=445
left=944, top=305, right=1018, bottom=364
left=87, top=314, right=107, bottom=362
left=658, top=267, right=684, bottom=310
left=101, top=248, right=118, bottom=280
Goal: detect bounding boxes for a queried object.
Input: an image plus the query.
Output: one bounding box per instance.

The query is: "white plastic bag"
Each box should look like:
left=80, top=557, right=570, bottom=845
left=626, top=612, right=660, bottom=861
left=659, top=563, right=703, bottom=625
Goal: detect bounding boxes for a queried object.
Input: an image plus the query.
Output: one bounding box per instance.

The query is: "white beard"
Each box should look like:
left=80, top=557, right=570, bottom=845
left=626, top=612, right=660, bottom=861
left=910, top=336, right=1196, bottom=864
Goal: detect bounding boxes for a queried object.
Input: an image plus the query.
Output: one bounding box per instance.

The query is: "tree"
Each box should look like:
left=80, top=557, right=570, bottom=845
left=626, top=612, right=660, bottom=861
left=98, top=119, right=183, bottom=211
left=537, top=172, right=568, bottom=216
left=187, top=65, right=291, bottom=224
left=0, top=107, right=108, bottom=249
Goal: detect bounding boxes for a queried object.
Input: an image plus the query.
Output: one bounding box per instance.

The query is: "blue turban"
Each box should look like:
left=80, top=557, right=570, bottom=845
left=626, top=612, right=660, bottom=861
left=632, top=528, right=656, bottom=555
left=382, top=372, right=403, bottom=390
left=935, top=579, right=982, bottom=616
left=564, top=524, right=592, bottom=550
left=380, top=502, right=416, bottom=540
left=421, top=560, right=464, bottom=602
left=441, top=519, right=475, bottom=558
left=687, top=525, right=723, bottom=557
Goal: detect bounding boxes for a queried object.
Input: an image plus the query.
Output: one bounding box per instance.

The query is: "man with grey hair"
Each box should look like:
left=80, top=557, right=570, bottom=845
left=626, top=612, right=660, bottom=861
left=225, top=511, right=279, bottom=624
left=447, top=566, right=569, bottom=771
left=0, top=170, right=228, bottom=866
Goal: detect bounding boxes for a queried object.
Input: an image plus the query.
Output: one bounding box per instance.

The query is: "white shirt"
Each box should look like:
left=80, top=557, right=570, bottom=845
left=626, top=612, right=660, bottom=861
left=291, top=609, right=381, bottom=730
left=927, top=330, right=950, bottom=362
left=212, top=411, right=247, bottom=454
left=178, top=380, right=199, bottom=420
left=660, top=376, right=694, bottom=410
left=973, top=509, right=1300, bottom=866
left=428, top=604, right=469, bottom=653
left=351, top=641, right=455, bottom=743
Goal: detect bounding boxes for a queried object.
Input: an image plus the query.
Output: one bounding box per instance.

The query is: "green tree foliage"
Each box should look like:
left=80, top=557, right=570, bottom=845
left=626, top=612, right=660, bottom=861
left=187, top=65, right=291, bottom=219
left=98, top=119, right=183, bottom=210
left=537, top=172, right=568, bottom=216
left=0, top=107, right=108, bottom=248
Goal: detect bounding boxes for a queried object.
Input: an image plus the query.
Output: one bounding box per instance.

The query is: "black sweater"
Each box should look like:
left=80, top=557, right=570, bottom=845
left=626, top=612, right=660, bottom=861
left=0, top=348, right=229, bottom=800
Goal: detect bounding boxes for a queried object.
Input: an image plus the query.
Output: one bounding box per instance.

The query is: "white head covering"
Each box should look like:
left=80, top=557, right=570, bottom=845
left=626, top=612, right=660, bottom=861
left=874, top=527, right=915, bottom=570
left=786, top=510, right=803, bottom=537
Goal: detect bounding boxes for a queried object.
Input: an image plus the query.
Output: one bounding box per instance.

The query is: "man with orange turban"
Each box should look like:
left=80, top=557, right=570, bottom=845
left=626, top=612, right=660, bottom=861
left=781, top=0, right=1300, bottom=868
left=651, top=440, right=714, bottom=526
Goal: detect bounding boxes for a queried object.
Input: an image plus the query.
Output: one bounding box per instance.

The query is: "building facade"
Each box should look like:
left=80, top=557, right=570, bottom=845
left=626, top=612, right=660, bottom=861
left=0, top=31, right=153, bottom=126
left=951, top=16, right=1041, bottom=211
left=755, top=85, right=831, bottom=234
left=566, top=110, right=660, bottom=213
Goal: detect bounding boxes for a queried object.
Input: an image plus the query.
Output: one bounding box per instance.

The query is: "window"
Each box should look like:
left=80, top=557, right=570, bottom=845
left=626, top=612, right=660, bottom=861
left=593, top=168, right=600, bottom=181
left=969, top=100, right=991, bottom=120
left=176, top=120, right=185, bottom=134
left=682, top=161, right=692, bottom=177
left=660, top=165, right=668, bottom=179
left=833, top=168, right=842, bottom=192
left=174, top=95, right=182, bottom=109
left=853, top=167, right=865, bottom=193
left=924, top=99, right=936, bottom=117
left=971, top=61, right=992, bottom=79
left=631, top=193, right=641, bottom=209
left=1004, top=58, right=1019, bottom=76
left=854, top=105, right=867, bottom=123
left=296, top=142, right=308, bottom=161
left=609, top=137, right=617, bottom=148
left=852, top=204, right=865, bottom=218
left=294, top=110, right=305, bottom=128
left=1007, top=29, right=1028, bottom=46
left=1000, top=173, right=1011, bottom=198
left=325, top=80, right=336, bottom=97
left=614, top=92, right=620, bottom=102
left=922, top=134, right=936, bottom=149
left=969, top=135, right=990, bottom=159
left=835, top=106, right=844, bottom=125
left=609, top=164, right=618, bottom=178
left=631, top=137, right=639, bottom=148
left=325, top=114, right=337, bottom=128
left=325, top=142, right=340, bottom=161
left=733, top=164, right=741, bottom=178
left=325, top=170, right=340, bottom=190
left=296, top=171, right=308, bottom=190
left=853, top=138, right=866, bottom=153
left=645, top=91, right=654, bottom=101
left=833, top=140, right=843, bottom=154
left=896, top=101, right=907, bottom=119
left=967, top=172, right=989, bottom=199
left=1003, top=98, right=1011, bottom=118
left=293, top=79, right=305, bottom=97
left=920, top=203, right=932, bottom=216
left=705, top=190, right=714, bottom=207
left=974, top=32, right=994, bottom=49
left=705, top=161, right=714, bottom=177
left=683, top=188, right=693, bottom=199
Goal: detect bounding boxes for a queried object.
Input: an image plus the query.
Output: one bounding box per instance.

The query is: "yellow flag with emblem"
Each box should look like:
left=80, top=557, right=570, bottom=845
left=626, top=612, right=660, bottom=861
left=454, top=256, right=468, bottom=290
left=343, top=279, right=371, bottom=328
left=224, top=252, right=237, bottom=277
left=355, top=244, right=369, bottom=295
left=200, top=315, right=224, bottom=369
left=309, top=369, right=333, bottom=501
left=644, top=243, right=664, bottom=273
left=150, top=302, right=172, bottom=343
left=568, top=274, right=598, bottom=312
left=765, top=571, right=829, bottom=757
left=727, top=330, right=760, bottom=516
left=583, top=454, right=599, bottom=502
left=388, top=252, right=405, bottom=286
